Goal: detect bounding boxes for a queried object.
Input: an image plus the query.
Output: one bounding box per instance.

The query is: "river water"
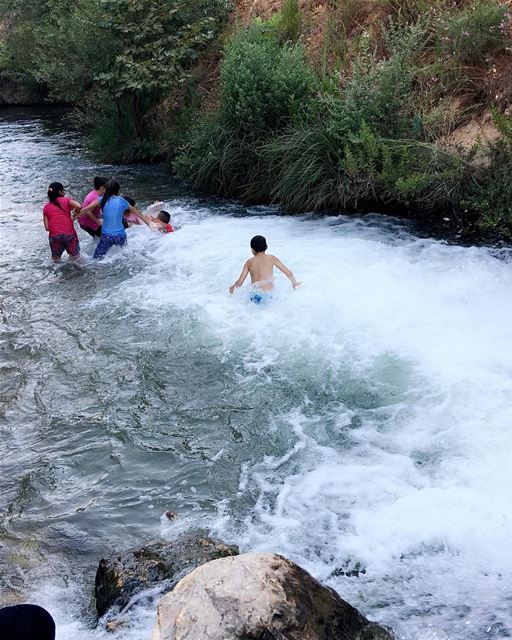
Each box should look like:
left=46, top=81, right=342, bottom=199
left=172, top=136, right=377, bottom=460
left=1, top=107, right=512, bottom=639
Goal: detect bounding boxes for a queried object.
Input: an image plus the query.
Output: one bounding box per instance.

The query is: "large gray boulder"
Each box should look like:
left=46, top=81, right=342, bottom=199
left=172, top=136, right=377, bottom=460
left=95, top=533, right=238, bottom=617
left=151, top=552, right=393, bottom=640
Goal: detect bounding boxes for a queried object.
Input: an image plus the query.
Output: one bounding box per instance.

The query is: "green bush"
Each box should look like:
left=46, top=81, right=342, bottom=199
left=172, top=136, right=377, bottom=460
left=175, top=118, right=259, bottom=195
left=176, top=23, right=317, bottom=193
left=257, top=119, right=465, bottom=213
left=436, top=0, right=509, bottom=64
left=73, top=90, right=170, bottom=163
left=461, top=110, right=512, bottom=236
left=337, top=21, right=427, bottom=138
left=218, top=25, right=317, bottom=139
left=463, top=151, right=512, bottom=236
left=278, top=0, right=302, bottom=43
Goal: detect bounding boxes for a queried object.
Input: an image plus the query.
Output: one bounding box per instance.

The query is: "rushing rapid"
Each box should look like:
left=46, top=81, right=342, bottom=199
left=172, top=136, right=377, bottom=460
left=1, top=108, right=512, bottom=640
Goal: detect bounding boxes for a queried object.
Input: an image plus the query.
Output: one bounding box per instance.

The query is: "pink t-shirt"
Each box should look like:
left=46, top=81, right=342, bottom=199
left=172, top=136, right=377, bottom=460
left=78, top=190, right=101, bottom=230
left=43, top=197, right=75, bottom=236
left=124, top=210, right=142, bottom=225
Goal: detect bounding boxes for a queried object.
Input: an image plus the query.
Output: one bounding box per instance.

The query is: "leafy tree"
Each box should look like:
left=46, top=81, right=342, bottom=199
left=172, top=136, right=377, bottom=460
left=96, top=0, right=230, bottom=99
left=0, top=0, right=118, bottom=101
left=88, top=0, right=231, bottom=153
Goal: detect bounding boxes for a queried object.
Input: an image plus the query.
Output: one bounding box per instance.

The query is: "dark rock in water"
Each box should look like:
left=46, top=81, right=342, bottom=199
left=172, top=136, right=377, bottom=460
left=95, top=533, right=239, bottom=617
left=151, top=552, right=394, bottom=640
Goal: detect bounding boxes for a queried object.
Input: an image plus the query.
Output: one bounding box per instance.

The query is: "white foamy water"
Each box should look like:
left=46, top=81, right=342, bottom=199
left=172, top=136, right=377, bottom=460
left=122, top=209, right=512, bottom=639
left=1, top=110, right=512, bottom=640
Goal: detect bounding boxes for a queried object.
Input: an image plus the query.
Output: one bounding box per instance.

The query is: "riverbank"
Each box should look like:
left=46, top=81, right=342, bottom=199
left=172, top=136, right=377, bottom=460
left=2, top=0, right=512, bottom=241
left=0, top=102, right=503, bottom=252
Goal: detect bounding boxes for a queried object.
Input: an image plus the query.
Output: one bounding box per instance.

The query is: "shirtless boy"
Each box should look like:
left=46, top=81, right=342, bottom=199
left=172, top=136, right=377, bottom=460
left=229, top=235, right=300, bottom=303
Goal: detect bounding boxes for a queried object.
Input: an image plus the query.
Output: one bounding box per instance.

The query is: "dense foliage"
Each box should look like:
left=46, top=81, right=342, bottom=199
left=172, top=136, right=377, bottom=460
left=0, top=0, right=230, bottom=161
left=2, top=0, right=512, bottom=238
left=176, top=0, right=512, bottom=238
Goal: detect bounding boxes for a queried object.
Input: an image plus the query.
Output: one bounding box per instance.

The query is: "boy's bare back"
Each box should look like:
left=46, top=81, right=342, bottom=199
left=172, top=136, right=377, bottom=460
left=229, top=236, right=300, bottom=294
left=247, top=253, right=279, bottom=290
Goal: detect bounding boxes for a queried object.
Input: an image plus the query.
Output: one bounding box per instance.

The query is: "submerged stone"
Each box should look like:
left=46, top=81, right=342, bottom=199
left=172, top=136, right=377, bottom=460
left=94, top=532, right=239, bottom=617
left=151, top=552, right=394, bottom=640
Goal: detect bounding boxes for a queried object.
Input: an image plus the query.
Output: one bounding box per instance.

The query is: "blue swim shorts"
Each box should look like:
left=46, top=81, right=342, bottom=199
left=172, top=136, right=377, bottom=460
left=93, top=233, right=127, bottom=260
left=250, top=292, right=270, bottom=305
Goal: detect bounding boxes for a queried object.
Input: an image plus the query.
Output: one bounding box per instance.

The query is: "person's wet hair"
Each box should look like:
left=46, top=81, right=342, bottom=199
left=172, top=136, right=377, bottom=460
left=101, top=180, right=121, bottom=212
left=47, top=182, right=64, bottom=209
left=123, top=196, right=136, bottom=207
left=250, top=235, right=267, bottom=253
left=158, top=210, right=170, bottom=224
left=94, top=176, right=108, bottom=190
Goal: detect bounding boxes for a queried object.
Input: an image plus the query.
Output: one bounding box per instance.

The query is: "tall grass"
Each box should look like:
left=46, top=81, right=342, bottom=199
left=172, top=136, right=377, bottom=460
left=278, top=0, right=302, bottom=42
left=176, top=1, right=512, bottom=234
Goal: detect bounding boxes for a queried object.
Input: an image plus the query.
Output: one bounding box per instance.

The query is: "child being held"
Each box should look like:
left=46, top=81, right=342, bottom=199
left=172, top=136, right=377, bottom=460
left=123, top=199, right=174, bottom=233
left=148, top=210, right=174, bottom=234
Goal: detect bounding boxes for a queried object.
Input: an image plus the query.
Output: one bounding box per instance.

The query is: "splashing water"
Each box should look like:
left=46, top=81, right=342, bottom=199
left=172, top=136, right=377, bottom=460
left=1, top=108, right=512, bottom=640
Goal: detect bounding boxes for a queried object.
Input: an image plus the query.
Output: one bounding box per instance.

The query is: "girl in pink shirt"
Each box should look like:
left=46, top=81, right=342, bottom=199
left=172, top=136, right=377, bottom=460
left=78, top=176, right=108, bottom=237
left=42, top=182, right=82, bottom=262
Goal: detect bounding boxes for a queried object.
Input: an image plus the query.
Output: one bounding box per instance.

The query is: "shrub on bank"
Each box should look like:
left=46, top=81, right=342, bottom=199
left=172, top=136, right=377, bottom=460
left=436, top=0, right=510, bottom=63
left=174, top=118, right=259, bottom=194
left=177, top=18, right=467, bottom=214
left=254, top=121, right=465, bottom=213
left=218, top=26, right=317, bottom=139
left=176, top=23, right=317, bottom=194
left=467, top=149, right=512, bottom=238
left=461, top=111, right=512, bottom=237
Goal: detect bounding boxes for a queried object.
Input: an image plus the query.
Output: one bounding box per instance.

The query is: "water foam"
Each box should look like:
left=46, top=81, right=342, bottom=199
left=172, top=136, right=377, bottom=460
left=3, top=108, right=512, bottom=638
left=120, top=207, right=512, bottom=638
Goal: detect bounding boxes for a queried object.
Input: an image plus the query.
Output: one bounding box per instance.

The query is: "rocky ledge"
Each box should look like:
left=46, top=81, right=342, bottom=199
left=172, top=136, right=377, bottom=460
left=151, top=551, right=394, bottom=640
left=95, top=532, right=239, bottom=618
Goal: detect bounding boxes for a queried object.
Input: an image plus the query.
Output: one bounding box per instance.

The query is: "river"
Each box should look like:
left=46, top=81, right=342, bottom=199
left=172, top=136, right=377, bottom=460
left=1, top=107, right=512, bottom=640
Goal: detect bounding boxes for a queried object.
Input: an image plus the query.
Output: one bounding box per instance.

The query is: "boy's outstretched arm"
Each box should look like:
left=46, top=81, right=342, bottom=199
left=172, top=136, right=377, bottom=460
left=229, top=262, right=250, bottom=294
left=272, top=256, right=300, bottom=289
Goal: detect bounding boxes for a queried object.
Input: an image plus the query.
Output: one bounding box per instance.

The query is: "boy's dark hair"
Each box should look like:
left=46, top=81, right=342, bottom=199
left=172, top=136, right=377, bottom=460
left=157, top=210, right=170, bottom=224
left=94, top=176, right=108, bottom=190
left=250, top=235, right=267, bottom=253
left=123, top=195, right=136, bottom=206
